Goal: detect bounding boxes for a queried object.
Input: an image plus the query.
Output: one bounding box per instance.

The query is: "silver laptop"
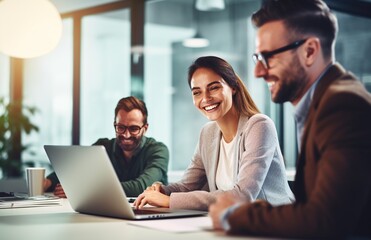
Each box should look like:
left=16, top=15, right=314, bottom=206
left=44, top=145, right=207, bottom=220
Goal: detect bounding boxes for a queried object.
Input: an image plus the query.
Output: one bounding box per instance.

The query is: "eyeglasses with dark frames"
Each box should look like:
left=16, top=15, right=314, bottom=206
left=114, top=123, right=145, bottom=135
left=252, top=39, right=307, bottom=70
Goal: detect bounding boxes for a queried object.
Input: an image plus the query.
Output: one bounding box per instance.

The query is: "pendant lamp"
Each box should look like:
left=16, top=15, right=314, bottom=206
left=0, top=0, right=62, bottom=59
left=196, top=0, right=225, bottom=11
left=182, top=32, right=210, bottom=48
left=182, top=3, right=210, bottom=48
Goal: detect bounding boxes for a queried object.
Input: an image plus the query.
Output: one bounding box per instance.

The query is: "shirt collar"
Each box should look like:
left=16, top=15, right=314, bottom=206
left=294, top=63, right=333, bottom=121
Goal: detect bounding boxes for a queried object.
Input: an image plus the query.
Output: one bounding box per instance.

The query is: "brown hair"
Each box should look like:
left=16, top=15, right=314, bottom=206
left=114, top=96, right=148, bottom=124
left=251, top=0, right=338, bottom=61
left=188, top=56, right=260, bottom=117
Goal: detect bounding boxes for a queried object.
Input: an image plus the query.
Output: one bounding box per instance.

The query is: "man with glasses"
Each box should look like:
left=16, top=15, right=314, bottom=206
left=209, top=0, right=371, bottom=238
left=44, top=96, right=169, bottom=197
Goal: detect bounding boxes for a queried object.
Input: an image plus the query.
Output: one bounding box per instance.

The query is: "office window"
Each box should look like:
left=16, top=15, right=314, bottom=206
left=22, top=19, right=73, bottom=173
left=80, top=9, right=131, bottom=145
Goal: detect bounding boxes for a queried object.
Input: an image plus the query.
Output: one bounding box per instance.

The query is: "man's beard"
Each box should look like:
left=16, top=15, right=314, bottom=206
left=272, top=55, right=308, bottom=104
left=117, top=135, right=142, bottom=152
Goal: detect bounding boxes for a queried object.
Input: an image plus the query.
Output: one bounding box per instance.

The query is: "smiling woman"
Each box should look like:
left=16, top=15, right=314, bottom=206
left=133, top=56, right=295, bottom=211
left=190, top=68, right=235, bottom=123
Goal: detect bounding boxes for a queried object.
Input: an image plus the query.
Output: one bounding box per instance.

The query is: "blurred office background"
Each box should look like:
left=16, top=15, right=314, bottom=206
left=0, top=0, right=370, bottom=180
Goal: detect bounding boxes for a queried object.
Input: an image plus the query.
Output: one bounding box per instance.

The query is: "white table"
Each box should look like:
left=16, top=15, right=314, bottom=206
left=0, top=198, right=266, bottom=240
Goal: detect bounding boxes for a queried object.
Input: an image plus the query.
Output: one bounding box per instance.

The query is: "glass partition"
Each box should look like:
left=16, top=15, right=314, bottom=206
left=22, top=19, right=74, bottom=174
left=80, top=9, right=131, bottom=145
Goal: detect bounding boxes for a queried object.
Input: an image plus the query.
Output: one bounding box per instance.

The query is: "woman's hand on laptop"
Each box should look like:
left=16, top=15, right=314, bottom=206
left=133, top=188, right=170, bottom=209
left=149, top=182, right=164, bottom=193
left=53, top=184, right=67, bottom=198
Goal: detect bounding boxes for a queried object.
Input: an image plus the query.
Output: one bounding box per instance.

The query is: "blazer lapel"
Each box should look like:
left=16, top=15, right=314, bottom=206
left=294, top=63, right=346, bottom=199
left=235, top=115, right=249, bottom=182
left=209, top=128, right=222, bottom=191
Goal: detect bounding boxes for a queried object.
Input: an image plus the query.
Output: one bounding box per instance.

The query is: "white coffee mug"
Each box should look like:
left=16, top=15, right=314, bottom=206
left=26, top=167, right=45, bottom=197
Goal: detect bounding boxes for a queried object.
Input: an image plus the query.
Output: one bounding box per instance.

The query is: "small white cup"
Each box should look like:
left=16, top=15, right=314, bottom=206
left=26, top=167, right=45, bottom=197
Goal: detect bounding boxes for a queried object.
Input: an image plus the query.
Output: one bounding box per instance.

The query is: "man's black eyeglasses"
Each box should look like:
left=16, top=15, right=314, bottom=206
left=252, top=39, right=307, bottom=69
left=114, top=123, right=145, bottom=135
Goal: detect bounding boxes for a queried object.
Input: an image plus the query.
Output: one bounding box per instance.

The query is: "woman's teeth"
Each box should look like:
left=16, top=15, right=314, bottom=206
left=204, top=104, right=218, bottom=111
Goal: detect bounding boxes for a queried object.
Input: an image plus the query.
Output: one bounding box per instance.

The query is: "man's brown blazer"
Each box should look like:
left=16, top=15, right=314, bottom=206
left=227, top=63, right=371, bottom=239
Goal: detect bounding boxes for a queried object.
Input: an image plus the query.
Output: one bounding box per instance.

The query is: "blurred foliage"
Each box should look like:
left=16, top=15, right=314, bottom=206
left=0, top=97, right=39, bottom=177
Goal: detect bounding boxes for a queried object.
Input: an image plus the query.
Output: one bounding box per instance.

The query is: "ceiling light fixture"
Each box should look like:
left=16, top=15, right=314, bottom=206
left=182, top=33, right=210, bottom=48
left=182, top=2, right=210, bottom=48
left=196, top=0, right=225, bottom=11
left=0, top=0, right=63, bottom=59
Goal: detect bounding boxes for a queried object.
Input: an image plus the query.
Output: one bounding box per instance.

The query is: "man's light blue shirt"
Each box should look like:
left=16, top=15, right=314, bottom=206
left=294, top=64, right=332, bottom=151
left=294, top=80, right=318, bottom=150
